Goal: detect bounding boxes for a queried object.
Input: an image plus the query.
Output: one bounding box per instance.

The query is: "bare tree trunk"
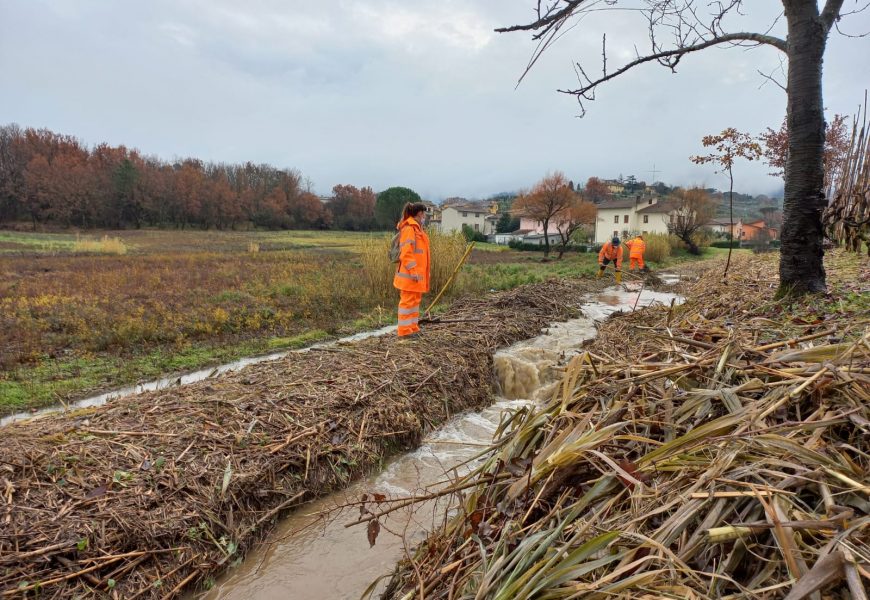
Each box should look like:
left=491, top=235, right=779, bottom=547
left=724, top=167, right=734, bottom=278
left=543, top=217, right=551, bottom=257
left=779, top=1, right=828, bottom=294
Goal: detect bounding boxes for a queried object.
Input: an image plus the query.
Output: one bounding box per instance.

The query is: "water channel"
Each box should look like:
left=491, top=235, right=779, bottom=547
left=199, top=281, right=683, bottom=600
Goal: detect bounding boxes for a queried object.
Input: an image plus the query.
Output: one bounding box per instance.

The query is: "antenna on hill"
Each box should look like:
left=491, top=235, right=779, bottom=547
left=648, top=164, right=661, bottom=182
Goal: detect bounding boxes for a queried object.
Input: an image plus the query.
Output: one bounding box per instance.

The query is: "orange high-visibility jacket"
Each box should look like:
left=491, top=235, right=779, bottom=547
left=393, top=216, right=431, bottom=293
left=626, top=237, right=646, bottom=258
left=598, top=242, right=623, bottom=268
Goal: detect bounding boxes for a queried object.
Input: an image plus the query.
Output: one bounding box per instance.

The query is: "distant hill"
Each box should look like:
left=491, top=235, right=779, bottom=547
left=712, top=191, right=781, bottom=221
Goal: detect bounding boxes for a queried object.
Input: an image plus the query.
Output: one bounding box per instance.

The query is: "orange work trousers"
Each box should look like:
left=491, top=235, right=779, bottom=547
left=629, top=256, right=645, bottom=270
left=397, top=290, right=423, bottom=336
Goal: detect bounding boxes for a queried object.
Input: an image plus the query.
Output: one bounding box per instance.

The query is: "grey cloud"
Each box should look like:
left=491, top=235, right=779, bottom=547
left=1, top=0, right=867, bottom=199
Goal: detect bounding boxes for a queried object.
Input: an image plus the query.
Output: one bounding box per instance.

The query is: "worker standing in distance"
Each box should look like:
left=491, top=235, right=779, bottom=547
left=597, top=236, right=623, bottom=284
left=393, top=203, right=431, bottom=339
left=626, top=234, right=647, bottom=271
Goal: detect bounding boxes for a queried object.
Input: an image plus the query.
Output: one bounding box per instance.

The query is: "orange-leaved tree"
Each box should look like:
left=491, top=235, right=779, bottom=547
left=583, top=177, right=612, bottom=205
left=513, top=172, right=575, bottom=257
left=668, top=187, right=717, bottom=256
left=691, top=128, right=762, bottom=278
left=759, top=114, right=850, bottom=190
left=554, top=194, right=597, bottom=259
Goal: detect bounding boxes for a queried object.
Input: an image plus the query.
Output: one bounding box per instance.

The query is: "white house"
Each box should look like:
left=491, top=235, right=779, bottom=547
left=594, top=196, right=675, bottom=243
left=439, top=204, right=498, bottom=235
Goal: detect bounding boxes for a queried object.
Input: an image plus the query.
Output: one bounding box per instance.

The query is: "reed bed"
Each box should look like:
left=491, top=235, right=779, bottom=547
left=359, top=229, right=469, bottom=302
left=0, top=279, right=602, bottom=599
left=378, top=254, right=870, bottom=600
left=825, top=95, right=870, bottom=255
left=71, top=235, right=128, bottom=255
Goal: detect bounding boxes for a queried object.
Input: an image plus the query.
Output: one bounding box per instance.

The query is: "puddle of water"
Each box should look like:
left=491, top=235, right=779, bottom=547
left=201, top=284, right=683, bottom=600
left=0, top=325, right=397, bottom=427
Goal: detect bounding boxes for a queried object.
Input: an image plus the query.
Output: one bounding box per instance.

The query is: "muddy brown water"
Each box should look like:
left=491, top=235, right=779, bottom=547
left=199, top=283, right=682, bottom=600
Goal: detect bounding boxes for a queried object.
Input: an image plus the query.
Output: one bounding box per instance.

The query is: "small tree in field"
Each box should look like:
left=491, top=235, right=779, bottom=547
left=668, top=187, right=716, bottom=255
left=513, top=172, right=575, bottom=257
left=691, top=129, right=762, bottom=278
left=554, top=195, right=597, bottom=259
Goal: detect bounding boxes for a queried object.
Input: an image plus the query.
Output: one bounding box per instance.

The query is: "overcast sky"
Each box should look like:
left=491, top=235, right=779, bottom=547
left=1, top=1, right=868, bottom=200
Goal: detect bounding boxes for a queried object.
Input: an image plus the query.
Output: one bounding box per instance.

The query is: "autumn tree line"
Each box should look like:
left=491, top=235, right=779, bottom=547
left=0, top=124, right=415, bottom=231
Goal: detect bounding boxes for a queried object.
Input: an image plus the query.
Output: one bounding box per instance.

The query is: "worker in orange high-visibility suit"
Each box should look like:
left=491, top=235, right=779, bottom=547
left=626, top=234, right=646, bottom=271
left=597, top=236, right=623, bottom=284
left=393, top=203, right=431, bottom=338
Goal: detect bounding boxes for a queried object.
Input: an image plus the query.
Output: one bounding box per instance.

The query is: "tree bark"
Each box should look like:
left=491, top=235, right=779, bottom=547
left=543, top=217, right=551, bottom=257
left=779, top=0, right=828, bottom=293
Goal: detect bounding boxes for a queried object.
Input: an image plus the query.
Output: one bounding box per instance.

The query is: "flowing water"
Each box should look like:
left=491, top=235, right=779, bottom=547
left=200, top=282, right=682, bottom=600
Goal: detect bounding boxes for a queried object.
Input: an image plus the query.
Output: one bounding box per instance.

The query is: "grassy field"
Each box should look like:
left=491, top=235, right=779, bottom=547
left=0, top=228, right=734, bottom=415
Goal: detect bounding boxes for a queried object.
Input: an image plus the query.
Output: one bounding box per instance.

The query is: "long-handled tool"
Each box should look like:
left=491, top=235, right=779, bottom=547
left=422, top=241, right=475, bottom=319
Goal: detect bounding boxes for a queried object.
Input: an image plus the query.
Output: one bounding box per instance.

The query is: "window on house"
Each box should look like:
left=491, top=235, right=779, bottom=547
left=474, top=223, right=479, bottom=232
left=648, top=199, right=653, bottom=205
left=613, top=215, right=619, bottom=224
left=613, top=230, right=618, bottom=237
left=642, top=230, right=648, bottom=235
left=622, top=230, right=629, bottom=239
left=623, top=215, right=629, bottom=224
left=462, top=212, right=468, bottom=217
left=643, top=215, right=649, bottom=223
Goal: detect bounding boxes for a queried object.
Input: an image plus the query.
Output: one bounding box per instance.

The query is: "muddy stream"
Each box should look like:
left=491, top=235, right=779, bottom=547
left=199, top=282, right=683, bottom=600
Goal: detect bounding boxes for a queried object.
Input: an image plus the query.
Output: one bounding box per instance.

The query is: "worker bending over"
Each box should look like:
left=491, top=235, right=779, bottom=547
left=597, top=236, right=623, bottom=284
left=626, top=234, right=647, bottom=271
left=393, top=203, right=431, bottom=339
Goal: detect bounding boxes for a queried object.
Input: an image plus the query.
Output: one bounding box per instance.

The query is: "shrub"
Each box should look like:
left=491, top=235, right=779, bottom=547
left=643, top=233, right=671, bottom=262
left=711, top=240, right=740, bottom=249
left=461, top=224, right=488, bottom=243
left=508, top=239, right=588, bottom=253
left=691, top=231, right=713, bottom=249
left=72, top=235, right=128, bottom=255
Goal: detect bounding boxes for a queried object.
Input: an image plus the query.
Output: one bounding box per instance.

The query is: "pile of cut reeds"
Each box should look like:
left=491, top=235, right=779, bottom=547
left=0, top=279, right=606, bottom=599
left=378, top=253, right=870, bottom=600
left=825, top=93, right=869, bottom=255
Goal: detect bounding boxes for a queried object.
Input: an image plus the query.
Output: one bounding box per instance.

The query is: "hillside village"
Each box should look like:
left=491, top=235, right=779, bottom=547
left=427, top=177, right=782, bottom=248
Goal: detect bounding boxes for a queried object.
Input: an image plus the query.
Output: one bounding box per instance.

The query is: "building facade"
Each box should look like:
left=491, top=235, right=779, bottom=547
left=593, top=195, right=674, bottom=243
left=439, top=204, right=498, bottom=235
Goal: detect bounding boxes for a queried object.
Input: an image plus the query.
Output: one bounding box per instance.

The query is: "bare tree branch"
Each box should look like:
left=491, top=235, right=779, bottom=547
left=560, top=31, right=786, bottom=98
left=820, top=0, right=846, bottom=32
left=757, top=68, right=787, bottom=93
left=496, top=0, right=588, bottom=34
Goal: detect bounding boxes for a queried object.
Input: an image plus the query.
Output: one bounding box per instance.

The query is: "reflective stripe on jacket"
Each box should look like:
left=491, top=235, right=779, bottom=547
left=598, top=242, right=623, bottom=268
left=627, top=237, right=646, bottom=258
left=392, top=217, right=431, bottom=293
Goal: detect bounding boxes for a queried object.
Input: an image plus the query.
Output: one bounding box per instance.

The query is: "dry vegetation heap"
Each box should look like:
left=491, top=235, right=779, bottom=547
left=379, top=253, right=870, bottom=600
left=0, top=278, right=607, bottom=599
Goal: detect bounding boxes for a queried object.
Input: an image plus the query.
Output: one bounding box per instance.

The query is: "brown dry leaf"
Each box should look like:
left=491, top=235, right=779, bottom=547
left=367, top=519, right=380, bottom=547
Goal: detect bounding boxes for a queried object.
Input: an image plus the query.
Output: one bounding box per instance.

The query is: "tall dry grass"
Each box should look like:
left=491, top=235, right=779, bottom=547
left=72, top=235, right=128, bottom=255
left=643, top=233, right=671, bottom=262
left=360, top=229, right=469, bottom=304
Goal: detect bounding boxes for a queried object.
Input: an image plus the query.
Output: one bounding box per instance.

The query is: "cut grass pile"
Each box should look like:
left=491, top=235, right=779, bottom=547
left=376, top=251, right=870, bottom=600
left=0, top=279, right=597, bottom=599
